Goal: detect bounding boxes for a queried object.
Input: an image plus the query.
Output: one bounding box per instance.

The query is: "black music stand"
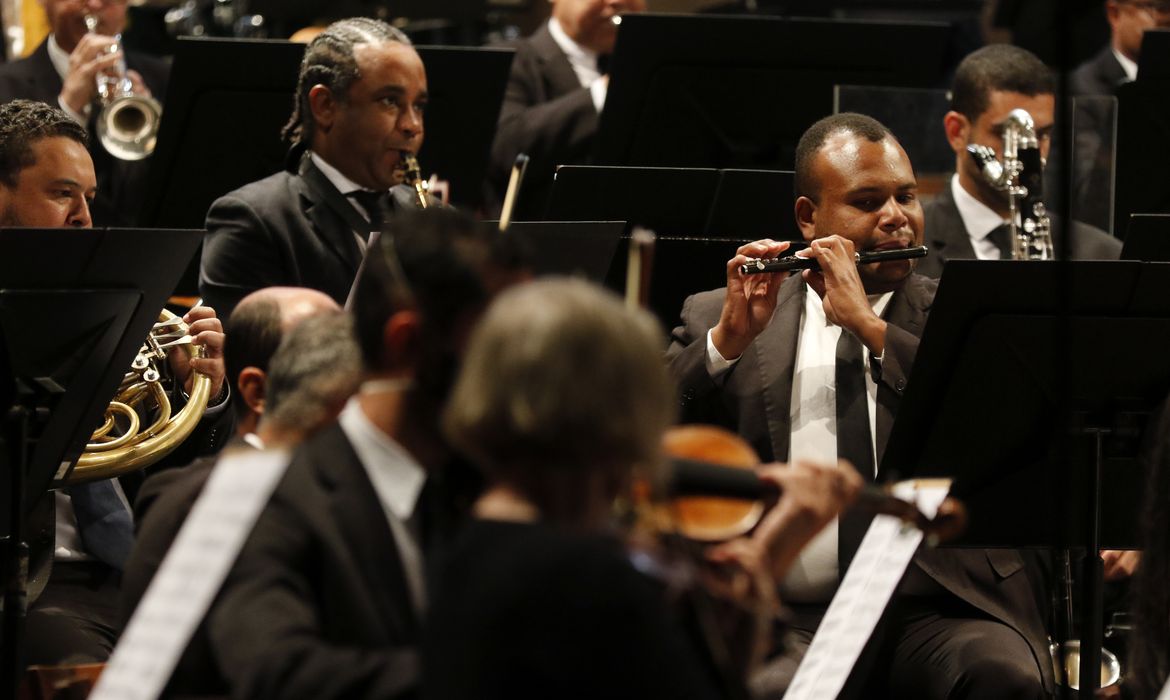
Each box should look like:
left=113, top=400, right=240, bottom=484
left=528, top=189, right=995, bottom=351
left=484, top=221, right=626, bottom=283
left=880, top=259, right=1170, bottom=694
left=0, top=227, right=203, bottom=696
left=142, top=37, right=514, bottom=292
left=1113, top=31, right=1170, bottom=237
left=1121, top=213, right=1170, bottom=262
left=596, top=13, right=952, bottom=170
left=545, top=165, right=802, bottom=241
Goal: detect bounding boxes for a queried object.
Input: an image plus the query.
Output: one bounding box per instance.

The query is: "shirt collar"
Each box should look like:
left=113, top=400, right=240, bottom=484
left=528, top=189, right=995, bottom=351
left=337, top=397, right=425, bottom=521
left=547, top=17, right=599, bottom=69
left=47, top=34, right=71, bottom=82
left=309, top=151, right=376, bottom=197
left=1112, top=47, right=1138, bottom=82
left=950, top=173, right=1010, bottom=243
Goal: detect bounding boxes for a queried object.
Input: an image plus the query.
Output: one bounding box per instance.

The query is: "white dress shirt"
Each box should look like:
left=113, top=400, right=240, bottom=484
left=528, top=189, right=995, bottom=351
left=1113, top=47, right=1138, bottom=83
left=46, top=34, right=92, bottom=125
left=705, top=285, right=892, bottom=603
left=950, top=173, right=1011, bottom=260
left=337, top=398, right=428, bottom=614
left=546, top=17, right=608, bottom=113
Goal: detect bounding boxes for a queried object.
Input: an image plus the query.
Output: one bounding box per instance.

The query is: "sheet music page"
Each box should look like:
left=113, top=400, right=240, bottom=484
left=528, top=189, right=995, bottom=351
left=1158, top=675, right=1170, bottom=700
left=90, top=448, right=291, bottom=700
left=783, top=479, right=952, bottom=700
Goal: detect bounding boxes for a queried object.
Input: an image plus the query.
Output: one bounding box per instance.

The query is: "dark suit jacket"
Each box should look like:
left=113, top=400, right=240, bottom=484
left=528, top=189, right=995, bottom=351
left=0, top=38, right=169, bottom=226
left=915, top=179, right=1122, bottom=279
left=209, top=423, right=421, bottom=699
left=121, top=438, right=252, bottom=697
left=488, top=24, right=599, bottom=219
left=666, top=273, right=1055, bottom=693
left=200, top=154, right=420, bottom=321
left=1071, top=46, right=1128, bottom=97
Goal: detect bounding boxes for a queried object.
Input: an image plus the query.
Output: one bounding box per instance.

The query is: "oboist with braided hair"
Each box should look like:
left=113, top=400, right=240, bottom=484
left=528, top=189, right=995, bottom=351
left=200, top=17, right=431, bottom=322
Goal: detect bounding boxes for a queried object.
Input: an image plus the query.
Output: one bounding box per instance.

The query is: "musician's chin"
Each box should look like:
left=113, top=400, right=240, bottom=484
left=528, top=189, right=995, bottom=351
left=859, top=259, right=914, bottom=294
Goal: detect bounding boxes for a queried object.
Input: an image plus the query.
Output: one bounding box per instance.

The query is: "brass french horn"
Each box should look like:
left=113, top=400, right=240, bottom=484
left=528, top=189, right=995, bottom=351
left=68, top=309, right=211, bottom=484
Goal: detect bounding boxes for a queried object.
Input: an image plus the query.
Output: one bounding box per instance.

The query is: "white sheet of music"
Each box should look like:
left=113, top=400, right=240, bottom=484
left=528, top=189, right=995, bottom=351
left=1158, top=675, right=1170, bottom=700
left=90, top=448, right=291, bottom=700
left=783, top=479, right=952, bottom=700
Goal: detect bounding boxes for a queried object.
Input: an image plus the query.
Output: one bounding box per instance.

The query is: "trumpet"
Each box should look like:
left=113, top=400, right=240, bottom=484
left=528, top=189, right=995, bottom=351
left=86, top=15, right=162, bottom=161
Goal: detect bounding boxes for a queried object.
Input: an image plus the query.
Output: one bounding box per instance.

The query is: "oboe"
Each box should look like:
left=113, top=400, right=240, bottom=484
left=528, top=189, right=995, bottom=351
left=739, top=245, right=928, bottom=275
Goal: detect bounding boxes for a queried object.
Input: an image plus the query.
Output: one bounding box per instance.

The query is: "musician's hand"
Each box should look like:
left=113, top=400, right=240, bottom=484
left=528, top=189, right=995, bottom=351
left=703, top=537, right=780, bottom=672
left=712, top=239, right=792, bottom=360
left=803, top=236, right=887, bottom=356
left=752, top=459, right=863, bottom=581
left=1101, top=549, right=1140, bottom=581
left=169, top=306, right=226, bottom=401
left=125, top=69, right=152, bottom=98
left=60, top=34, right=121, bottom=116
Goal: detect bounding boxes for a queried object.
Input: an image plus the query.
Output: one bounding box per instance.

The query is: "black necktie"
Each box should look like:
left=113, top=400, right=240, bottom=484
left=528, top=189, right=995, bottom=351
left=836, top=330, right=875, bottom=575
left=348, top=190, right=392, bottom=236
left=987, top=223, right=1013, bottom=260
left=597, top=53, right=611, bottom=75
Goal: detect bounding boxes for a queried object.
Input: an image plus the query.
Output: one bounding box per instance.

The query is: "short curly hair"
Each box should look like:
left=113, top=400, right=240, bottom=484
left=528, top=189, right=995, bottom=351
left=281, top=17, right=412, bottom=149
left=0, top=100, right=88, bottom=187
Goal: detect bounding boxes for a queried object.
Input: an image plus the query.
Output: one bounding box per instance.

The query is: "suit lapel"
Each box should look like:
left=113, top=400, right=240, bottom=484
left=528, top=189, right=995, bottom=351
left=297, top=155, right=367, bottom=275
left=530, top=26, right=587, bottom=98
left=875, top=274, right=932, bottom=459
left=312, top=424, right=421, bottom=642
left=926, top=183, right=978, bottom=268
left=750, top=274, right=805, bottom=462
left=21, top=41, right=64, bottom=102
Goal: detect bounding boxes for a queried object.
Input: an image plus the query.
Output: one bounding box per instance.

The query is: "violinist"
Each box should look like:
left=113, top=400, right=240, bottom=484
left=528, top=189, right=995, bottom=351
left=667, top=112, right=1053, bottom=698
left=423, top=277, right=860, bottom=700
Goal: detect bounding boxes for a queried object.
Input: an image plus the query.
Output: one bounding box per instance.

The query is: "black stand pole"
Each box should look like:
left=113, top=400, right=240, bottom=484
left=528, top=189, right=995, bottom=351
left=1079, top=427, right=1107, bottom=695
left=1, top=403, right=30, bottom=700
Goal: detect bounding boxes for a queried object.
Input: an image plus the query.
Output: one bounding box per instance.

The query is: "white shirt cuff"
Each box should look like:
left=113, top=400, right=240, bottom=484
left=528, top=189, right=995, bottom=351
left=589, top=77, right=607, bottom=113
left=705, top=328, right=739, bottom=378
left=58, top=95, right=90, bottom=126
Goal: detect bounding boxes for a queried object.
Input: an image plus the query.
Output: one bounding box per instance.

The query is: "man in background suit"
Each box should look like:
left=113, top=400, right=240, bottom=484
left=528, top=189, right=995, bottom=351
left=669, top=112, right=1053, bottom=698
left=200, top=17, right=430, bottom=322
left=488, top=0, right=644, bottom=219
left=1071, top=0, right=1170, bottom=96
left=0, top=0, right=167, bottom=226
left=0, top=99, right=228, bottom=666
left=208, top=209, right=517, bottom=699
left=916, top=45, right=1120, bottom=279
left=122, top=296, right=359, bottom=698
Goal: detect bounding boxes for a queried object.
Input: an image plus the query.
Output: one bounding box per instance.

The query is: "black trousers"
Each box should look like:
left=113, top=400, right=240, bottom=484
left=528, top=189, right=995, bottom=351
left=24, top=562, right=122, bottom=666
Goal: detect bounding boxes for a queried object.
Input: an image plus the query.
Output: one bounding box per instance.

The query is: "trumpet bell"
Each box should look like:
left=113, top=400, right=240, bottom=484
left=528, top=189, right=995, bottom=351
left=97, top=94, right=162, bottom=161
left=1050, top=640, right=1122, bottom=691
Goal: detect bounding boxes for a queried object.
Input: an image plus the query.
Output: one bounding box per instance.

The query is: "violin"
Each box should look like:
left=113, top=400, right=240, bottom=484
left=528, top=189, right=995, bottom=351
left=653, top=424, right=967, bottom=545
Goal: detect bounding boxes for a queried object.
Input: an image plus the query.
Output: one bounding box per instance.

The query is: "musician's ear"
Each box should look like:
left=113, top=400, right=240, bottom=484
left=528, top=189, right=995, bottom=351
left=380, top=309, right=421, bottom=373
left=943, top=111, right=970, bottom=156
left=237, top=367, right=266, bottom=416
left=795, top=196, right=817, bottom=242
left=308, top=84, right=337, bottom=133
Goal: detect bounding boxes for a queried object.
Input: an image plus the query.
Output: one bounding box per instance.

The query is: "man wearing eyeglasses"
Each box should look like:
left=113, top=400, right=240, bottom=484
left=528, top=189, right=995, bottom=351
left=0, top=0, right=167, bottom=226
left=1072, top=0, right=1170, bottom=96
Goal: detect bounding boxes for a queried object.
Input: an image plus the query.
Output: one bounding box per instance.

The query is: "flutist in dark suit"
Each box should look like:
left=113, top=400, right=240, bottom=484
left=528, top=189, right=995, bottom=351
left=668, top=113, right=1053, bottom=699
left=200, top=18, right=429, bottom=322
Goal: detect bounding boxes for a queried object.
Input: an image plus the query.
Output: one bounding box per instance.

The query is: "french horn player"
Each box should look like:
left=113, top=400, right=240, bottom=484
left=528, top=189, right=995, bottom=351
left=0, top=99, right=230, bottom=666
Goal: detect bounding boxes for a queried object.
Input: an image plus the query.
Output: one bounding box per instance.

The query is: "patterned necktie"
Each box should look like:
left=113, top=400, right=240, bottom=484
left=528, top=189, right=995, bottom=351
left=349, top=190, right=393, bottom=237
left=986, top=222, right=1014, bottom=260
left=836, top=330, right=875, bottom=575
left=67, top=480, right=135, bottom=570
